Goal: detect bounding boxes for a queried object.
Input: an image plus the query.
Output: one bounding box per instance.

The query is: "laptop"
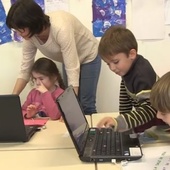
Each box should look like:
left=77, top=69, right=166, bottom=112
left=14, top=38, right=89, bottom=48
left=0, top=94, right=39, bottom=142
left=56, top=86, right=143, bottom=162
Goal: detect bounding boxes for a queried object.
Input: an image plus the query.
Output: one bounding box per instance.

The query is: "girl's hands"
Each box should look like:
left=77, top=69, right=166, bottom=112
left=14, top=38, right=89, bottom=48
left=59, top=116, right=64, bottom=122
left=36, top=81, right=48, bottom=93
left=26, top=104, right=38, bottom=118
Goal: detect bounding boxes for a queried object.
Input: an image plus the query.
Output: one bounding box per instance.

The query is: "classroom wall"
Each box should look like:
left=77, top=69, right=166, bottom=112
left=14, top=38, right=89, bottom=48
left=1, top=0, right=170, bottom=113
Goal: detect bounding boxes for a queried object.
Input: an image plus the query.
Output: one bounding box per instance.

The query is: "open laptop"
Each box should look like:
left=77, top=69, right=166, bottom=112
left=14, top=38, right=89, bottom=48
left=0, top=94, right=39, bottom=142
left=56, top=86, right=143, bottom=162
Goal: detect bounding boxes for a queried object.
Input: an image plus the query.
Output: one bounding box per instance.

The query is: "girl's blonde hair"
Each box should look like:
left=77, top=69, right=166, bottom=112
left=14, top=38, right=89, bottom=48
left=150, top=72, right=170, bottom=113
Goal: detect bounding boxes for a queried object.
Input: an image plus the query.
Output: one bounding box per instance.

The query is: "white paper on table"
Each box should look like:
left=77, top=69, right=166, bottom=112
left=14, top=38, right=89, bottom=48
left=122, top=145, right=170, bottom=170
left=131, top=0, right=165, bottom=40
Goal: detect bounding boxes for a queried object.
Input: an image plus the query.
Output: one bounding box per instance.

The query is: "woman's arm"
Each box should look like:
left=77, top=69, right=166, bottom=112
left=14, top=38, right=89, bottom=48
left=13, top=78, right=28, bottom=94
left=73, top=86, right=78, bottom=95
left=13, top=40, right=37, bottom=94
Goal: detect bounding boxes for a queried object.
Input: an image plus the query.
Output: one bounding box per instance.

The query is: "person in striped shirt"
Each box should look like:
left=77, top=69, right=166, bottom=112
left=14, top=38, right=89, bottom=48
left=97, top=26, right=164, bottom=132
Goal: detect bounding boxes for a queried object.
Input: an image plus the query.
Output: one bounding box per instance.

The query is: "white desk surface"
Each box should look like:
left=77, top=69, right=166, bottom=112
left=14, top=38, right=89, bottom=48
left=0, top=115, right=91, bottom=151
left=0, top=149, right=95, bottom=170
left=92, top=112, right=119, bottom=127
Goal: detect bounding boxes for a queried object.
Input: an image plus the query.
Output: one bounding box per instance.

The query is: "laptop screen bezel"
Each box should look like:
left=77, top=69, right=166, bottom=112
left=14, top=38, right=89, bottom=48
left=56, top=86, right=90, bottom=155
left=0, top=94, right=29, bottom=142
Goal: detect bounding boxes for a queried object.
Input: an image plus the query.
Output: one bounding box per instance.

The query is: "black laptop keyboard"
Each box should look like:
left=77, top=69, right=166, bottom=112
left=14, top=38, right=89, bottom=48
left=91, top=128, right=122, bottom=156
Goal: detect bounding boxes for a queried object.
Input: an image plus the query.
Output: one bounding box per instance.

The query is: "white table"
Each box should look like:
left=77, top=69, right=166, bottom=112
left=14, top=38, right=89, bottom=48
left=0, top=115, right=91, bottom=151
left=0, top=148, right=95, bottom=170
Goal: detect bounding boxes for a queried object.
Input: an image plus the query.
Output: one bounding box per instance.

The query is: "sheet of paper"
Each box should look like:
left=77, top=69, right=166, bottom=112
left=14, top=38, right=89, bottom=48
left=132, top=0, right=165, bottom=40
left=165, top=0, right=170, bottom=25
left=123, top=145, right=170, bottom=170
left=24, top=118, right=48, bottom=126
left=44, top=0, right=69, bottom=13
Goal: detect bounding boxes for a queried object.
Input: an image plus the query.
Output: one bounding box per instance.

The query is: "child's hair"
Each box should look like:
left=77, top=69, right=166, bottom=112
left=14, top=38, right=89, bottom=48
left=6, top=0, right=50, bottom=38
left=31, top=58, right=65, bottom=90
left=98, top=25, right=138, bottom=59
left=150, top=71, right=170, bottom=113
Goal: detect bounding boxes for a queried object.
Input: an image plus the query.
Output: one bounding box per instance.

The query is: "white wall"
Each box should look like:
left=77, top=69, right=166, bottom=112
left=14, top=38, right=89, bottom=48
left=1, top=0, right=170, bottom=112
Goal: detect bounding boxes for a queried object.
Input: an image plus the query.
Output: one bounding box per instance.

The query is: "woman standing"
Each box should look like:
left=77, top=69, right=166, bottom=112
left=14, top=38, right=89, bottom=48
left=6, top=0, right=101, bottom=115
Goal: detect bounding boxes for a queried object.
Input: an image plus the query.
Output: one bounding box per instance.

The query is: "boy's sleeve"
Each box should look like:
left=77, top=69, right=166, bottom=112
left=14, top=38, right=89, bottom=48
left=116, top=76, right=157, bottom=130
left=116, top=98, right=156, bottom=130
left=119, top=80, right=132, bottom=113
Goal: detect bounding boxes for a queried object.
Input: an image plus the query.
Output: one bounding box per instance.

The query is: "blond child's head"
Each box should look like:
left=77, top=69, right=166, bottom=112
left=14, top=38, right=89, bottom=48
left=150, top=72, right=170, bottom=125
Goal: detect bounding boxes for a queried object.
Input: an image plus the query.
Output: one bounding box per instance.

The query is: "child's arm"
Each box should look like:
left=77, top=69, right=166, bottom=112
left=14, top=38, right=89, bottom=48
left=119, top=80, right=132, bottom=113
left=22, top=89, right=35, bottom=117
left=116, top=78, right=157, bottom=131
left=97, top=98, right=156, bottom=131
left=97, top=81, right=134, bottom=130
left=40, top=88, right=64, bottom=120
left=97, top=117, right=118, bottom=130
left=115, top=98, right=156, bottom=130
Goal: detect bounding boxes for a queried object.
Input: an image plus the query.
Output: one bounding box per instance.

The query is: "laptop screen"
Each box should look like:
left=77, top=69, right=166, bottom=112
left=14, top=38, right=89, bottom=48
left=57, top=86, right=89, bottom=152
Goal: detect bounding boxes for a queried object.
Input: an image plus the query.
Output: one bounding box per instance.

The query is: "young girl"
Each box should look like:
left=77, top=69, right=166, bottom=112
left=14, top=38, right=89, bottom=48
left=22, top=57, right=65, bottom=120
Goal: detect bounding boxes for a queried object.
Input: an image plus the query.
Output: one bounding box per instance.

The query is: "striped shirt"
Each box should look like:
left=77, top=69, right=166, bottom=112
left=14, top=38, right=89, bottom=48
left=115, top=55, right=163, bottom=132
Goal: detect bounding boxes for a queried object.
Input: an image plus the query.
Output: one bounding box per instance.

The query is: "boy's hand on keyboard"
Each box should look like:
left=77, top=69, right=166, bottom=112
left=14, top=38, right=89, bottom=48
left=97, top=117, right=117, bottom=130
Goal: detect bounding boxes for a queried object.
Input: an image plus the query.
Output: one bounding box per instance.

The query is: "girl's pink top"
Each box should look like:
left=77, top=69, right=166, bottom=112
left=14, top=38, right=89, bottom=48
left=22, top=87, right=64, bottom=120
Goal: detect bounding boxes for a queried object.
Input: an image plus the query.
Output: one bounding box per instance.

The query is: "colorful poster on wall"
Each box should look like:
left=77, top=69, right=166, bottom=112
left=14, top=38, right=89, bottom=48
left=11, top=0, right=23, bottom=42
left=0, top=0, right=12, bottom=45
left=35, top=0, right=45, bottom=11
left=92, top=0, right=126, bottom=37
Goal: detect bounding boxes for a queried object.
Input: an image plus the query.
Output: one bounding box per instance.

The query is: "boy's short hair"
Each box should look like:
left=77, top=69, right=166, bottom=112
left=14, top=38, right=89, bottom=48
left=98, top=25, right=138, bottom=59
left=150, top=71, right=170, bottom=113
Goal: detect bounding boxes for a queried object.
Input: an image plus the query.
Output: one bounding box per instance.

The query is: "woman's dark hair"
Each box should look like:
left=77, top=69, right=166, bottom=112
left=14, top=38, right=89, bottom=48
left=6, top=0, right=50, bottom=37
left=31, top=58, right=65, bottom=90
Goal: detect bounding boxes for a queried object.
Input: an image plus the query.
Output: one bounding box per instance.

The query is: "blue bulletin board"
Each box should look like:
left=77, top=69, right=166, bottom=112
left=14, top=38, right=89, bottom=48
left=0, top=0, right=12, bottom=45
